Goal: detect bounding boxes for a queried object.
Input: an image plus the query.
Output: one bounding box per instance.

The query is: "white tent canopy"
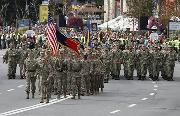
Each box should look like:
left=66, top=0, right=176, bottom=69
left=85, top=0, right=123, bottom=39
left=98, top=16, right=138, bottom=31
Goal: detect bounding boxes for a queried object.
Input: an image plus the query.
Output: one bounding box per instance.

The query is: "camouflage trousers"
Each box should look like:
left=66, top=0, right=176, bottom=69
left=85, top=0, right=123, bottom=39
left=40, top=80, right=51, bottom=103
left=148, top=63, right=153, bottom=77
left=56, top=73, right=67, bottom=98
left=71, top=75, right=81, bottom=99
left=25, top=72, right=36, bottom=94
left=8, top=62, right=17, bottom=79
left=83, top=75, right=91, bottom=95
left=165, top=63, right=175, bottom=79
left=19, top=63, right=25, bottom=78
left=123, top=63, right=128, bottom=78
left=153, top=63, right=161, bottom=78
left=135, top=62, right=141, bottom=78
left=140, top=63, right=147, bottom=77
left=127, top=64, right=134, bottom=79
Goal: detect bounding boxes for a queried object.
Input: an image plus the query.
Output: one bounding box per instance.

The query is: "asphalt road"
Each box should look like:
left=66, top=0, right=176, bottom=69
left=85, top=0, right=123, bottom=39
left=0, top=50, right=180, bottom=116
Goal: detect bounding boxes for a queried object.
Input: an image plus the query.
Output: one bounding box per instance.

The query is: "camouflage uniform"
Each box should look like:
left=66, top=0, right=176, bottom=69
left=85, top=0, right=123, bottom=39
left=127, top=48, right=135, bottom=80
left=3, top=46, right=18, bottom=79
left=100, top=49, right=111, bottom=83
left=152, top=48, right=163, bottom=81
left=122, top=48, right=129, bottom=79
left=18, top=46, right=28, bottom=79
left=81, top=58, right=91, bottom=95
left=148, top=47, right=154, bottom=79
left=134, top=48, right=141, bottom=80
left=111, top=49, right=123, bottom=80
left=71, top=57, right=82, bottom=99
left=139, top=47, right=149, bottom=80
left=165, top=47, right=177, bottom=81
left=24, top=52, right=38, bottom=99
left=38, top=56, right=51, bottom=103
left=55, top=56, right=68, bottom=99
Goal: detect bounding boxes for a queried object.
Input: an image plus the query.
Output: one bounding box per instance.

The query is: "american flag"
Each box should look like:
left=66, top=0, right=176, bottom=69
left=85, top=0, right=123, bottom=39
left=47, top=12, right=59, bottom=56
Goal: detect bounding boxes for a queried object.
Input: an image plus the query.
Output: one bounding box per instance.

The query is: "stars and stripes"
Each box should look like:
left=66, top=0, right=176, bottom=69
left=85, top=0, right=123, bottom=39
left=47, top=12, right=59, bottom=56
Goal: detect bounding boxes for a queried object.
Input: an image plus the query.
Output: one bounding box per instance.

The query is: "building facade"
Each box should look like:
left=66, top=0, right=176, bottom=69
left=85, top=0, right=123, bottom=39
left=104, top=0, right=128, bottom=22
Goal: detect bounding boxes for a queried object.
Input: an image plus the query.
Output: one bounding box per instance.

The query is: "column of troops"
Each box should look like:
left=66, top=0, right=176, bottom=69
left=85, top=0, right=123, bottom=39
left=3, top=43, right=178, bottom=103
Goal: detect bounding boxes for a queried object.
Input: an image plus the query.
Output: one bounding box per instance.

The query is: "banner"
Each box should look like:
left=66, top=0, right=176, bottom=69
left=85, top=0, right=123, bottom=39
left=17, top=19, right=30, bottom=34
left=39, top=5, right=48, bottom=23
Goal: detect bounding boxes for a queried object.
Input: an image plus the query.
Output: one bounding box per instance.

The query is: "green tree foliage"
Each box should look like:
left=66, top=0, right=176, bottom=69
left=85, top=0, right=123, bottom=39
left=126, top=0, right=154, bottom=18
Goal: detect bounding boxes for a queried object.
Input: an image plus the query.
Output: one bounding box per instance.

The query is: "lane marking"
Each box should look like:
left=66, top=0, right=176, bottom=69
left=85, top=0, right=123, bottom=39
left=154, top=85, right=158, bottom=88
left=7, top=89, right=15, bottom=92
left=141, top=98, right=148, bottom=101
left=0, top=95, right=72, bottom=116
left=17, top=85, right=24, bottom=88
left=128, top=104, right=136, bottom=108
left=110, top=110, right=121, bottom=114
left=0, top=93, right=2, bottom=94
left=152, top=82, right=156, bottom=84
left=149, top=93, right=155, bottom=96
left=153, top=89, right=158, bottom=91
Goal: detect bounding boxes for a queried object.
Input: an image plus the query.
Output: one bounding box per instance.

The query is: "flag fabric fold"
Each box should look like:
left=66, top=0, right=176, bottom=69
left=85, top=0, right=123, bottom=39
left=47, top=13, right=59, bottom=56
left=56, top=29, right=80, bottom=54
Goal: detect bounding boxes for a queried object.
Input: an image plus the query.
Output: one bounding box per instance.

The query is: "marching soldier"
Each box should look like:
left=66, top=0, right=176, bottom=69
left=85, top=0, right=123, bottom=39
left=18, top=44, right=28, bottom=79
left=24, top=51, right=38, bottom=99
left=3, top=43, right=18, bottom=79
left=127, top=46, right=135, bottom=80
left=165, top=46, right=177, bottom=81
left=71, top=53, right=82, bottom=99
left=139, top=46, right=149, bottom=80
left=81, top=51, right=91, bottom=96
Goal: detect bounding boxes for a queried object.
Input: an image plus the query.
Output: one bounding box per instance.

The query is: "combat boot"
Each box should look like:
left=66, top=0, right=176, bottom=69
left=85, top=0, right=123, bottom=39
left=54, top=89, right=58, bottom=95
left=32, top=93, right=35, bottom=99
left=46, top=99, right=49, bottom=103
left=71, top=95, right=75, bottom=99
left=78, top=95, right=81, bottom=99
left=57, top=94, right=61, bottom=99
left=26, top=93, right=30, bottom=99
left=138, top=75, right=142, bottom=80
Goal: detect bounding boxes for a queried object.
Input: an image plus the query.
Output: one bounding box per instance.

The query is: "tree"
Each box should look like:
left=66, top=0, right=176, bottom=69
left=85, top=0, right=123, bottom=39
left=160, top=0, right=180, bottom=26
left=126, top=0, right=154, bottom=18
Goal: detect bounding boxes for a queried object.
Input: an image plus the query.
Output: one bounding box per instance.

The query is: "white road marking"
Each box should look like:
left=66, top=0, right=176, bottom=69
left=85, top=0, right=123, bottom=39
left=128, top=104, right=136, bottom=108
left=154, top=85, right=158, bottom=88
left=110, top=110, right=121, bottom=114
left=153, top=89, right=158, bottom=91
left=0, top=95, right=72, bottom=116
left=149, top=93, right=155, bottom=96
left=7, top=89, right=15, bottom=92
left=0, top=93, right=2, bottom=94
left=17, top=85, right=24, bottom=88
left=152, top=82, right=156, bottom=84
left=141, top=98, right=148, bottom=101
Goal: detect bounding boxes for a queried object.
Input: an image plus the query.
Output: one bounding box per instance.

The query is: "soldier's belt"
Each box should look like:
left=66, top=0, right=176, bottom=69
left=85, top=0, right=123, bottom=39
left=27, top=70, right=36, bottom=72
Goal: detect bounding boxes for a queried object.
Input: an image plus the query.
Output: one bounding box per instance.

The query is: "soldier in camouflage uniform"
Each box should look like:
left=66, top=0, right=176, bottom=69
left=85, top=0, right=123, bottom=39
left=127, top=46, right=135, bottom=80
left=24, top=51, right=38, bottom=99
left=38, top=51, right=51, bottom=103
left=111, top=46, right=123, bottom=80
left=81, top=52, right=91, bottom=95
left=134, top=46, right=141, bottom=80
left=36, top=50, right=45, bottom=95
left=71, top=53, right=82, bottom=99
left=55, top=51, right=68, bottom=99
left=122, top=46, right=129, bottom=79
left=139, top=46, right=149, bottom=80
left=152, top=47, right=163, bottom=81
left=148, top=46, right=155, bottom=80
left=165, top=47, right=177, bottom=81
left=3, top=44, right=18, bottom=79
left=18, top=44, right=28, bottom=79
left=100, top=49, right=111, bottom=83
left=160, top=46, right=168, bottom=80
